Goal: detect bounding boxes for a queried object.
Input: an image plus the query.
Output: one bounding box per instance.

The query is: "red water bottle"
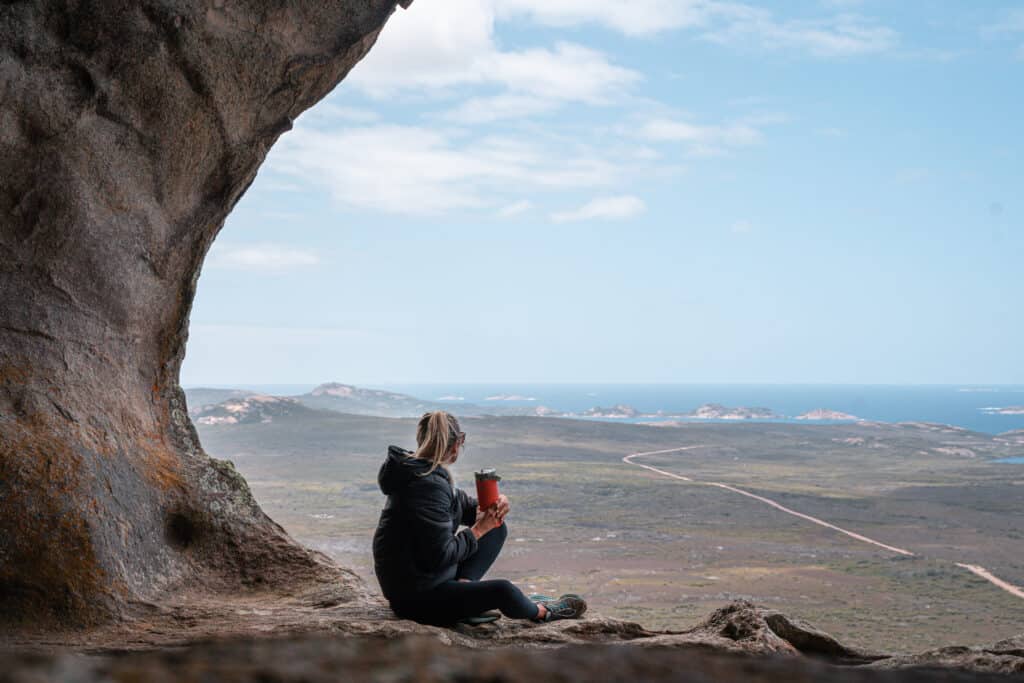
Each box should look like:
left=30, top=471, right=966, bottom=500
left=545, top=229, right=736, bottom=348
left=474, top=468, right=501, bottom=510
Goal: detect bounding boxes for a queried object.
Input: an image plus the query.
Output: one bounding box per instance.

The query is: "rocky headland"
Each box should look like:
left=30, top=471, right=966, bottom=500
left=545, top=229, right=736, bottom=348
left=193, top=395, right=308, bottom=425
left=688, top=403, right=780, bottom=420
left=999, top=430, right=1024, bottom=443
left=581, top=404, right=642, bottom=418
left=982, top=406, right=1024, bottom=415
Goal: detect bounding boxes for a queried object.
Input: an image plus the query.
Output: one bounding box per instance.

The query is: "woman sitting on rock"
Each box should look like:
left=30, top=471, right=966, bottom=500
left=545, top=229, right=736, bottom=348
left=372, top=410, right=587, bottom=626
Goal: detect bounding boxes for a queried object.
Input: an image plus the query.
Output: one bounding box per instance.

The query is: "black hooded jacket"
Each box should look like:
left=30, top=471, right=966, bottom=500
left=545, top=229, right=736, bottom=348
left=372, top=445, right=479, bottom=602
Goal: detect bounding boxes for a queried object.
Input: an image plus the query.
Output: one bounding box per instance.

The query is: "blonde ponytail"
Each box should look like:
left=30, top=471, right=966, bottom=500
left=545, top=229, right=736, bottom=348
left=413, top=410, right=462, bottom=477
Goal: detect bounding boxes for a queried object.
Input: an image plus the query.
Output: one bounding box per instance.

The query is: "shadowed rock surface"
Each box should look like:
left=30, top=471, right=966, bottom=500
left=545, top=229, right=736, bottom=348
left=2, top=634, right=1020, bottom=683
left=0, top=0, right=408, bottom=625
left=4, top=597, right=1022, bottom=677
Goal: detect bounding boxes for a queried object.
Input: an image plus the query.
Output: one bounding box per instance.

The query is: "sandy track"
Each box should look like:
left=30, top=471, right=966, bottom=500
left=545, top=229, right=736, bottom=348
left=956, top=563, right=1024, bottom=600
left=622, top=446, right=1024, bottom=602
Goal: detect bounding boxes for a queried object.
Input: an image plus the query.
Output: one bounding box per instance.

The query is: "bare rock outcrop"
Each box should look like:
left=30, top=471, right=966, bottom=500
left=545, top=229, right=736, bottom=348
left=0, top=0, right=407, bottom=626
left=1, top=621, right=1021, bottom=682
left=5, top=595, right=1022, bottom=677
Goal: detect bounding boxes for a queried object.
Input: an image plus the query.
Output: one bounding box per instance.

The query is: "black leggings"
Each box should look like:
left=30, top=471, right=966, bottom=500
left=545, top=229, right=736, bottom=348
left=389, top=522, right=540, bottom=625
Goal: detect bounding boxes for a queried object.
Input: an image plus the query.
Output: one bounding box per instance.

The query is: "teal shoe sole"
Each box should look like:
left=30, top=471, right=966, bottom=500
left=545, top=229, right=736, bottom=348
left=458, top=611, right=501, bottom=626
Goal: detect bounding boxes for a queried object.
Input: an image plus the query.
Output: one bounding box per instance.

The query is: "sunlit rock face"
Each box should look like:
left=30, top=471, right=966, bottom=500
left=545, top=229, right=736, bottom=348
left=0, top=0, right=405, bottom=626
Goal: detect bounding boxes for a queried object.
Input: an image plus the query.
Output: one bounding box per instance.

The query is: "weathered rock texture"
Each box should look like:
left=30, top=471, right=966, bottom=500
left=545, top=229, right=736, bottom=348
left=0, top=0, right=408, bottom=625
left=1, top=635, right=1018, bottom=683
left=4, top=595, right=1022, bottom=677
left=2, top=601, right=1023, bottom=681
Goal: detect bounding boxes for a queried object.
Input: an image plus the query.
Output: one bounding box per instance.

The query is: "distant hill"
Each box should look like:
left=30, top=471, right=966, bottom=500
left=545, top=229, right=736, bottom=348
left=295, top=382, right=484, bottom=418
left=192, top=394, right=317, bottom=425
left=295, top=382, right=562, bottom=419
left=185, top=387, right=258, bottom=416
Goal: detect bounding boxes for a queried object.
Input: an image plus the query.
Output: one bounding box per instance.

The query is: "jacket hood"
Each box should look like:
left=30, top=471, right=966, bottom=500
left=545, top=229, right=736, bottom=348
left=378, top=444, right=449, bottom=495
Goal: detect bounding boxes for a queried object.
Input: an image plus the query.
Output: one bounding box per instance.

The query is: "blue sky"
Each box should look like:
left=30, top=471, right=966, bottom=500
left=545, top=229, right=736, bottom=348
left=181, top=0, right=1023, bottom=386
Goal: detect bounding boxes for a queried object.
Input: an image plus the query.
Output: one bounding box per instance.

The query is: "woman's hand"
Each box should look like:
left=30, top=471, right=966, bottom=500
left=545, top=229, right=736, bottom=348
left=494, top=494, right=510, bottom=523
left=471, top=503, right=503, bottom=539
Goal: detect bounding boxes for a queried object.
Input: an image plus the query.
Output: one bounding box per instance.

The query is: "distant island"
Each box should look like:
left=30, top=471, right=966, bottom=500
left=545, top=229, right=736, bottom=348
left=796, top=409, right=861, bottom=421
left=574, top=403, right=781, bottom=421
left=183, top=383, right=873, bottom=425
left=687, top=403, right=778, bottom=420
left=581, top=404, right=640, bottom=418
left=981, top=406, right=1024, bottom=415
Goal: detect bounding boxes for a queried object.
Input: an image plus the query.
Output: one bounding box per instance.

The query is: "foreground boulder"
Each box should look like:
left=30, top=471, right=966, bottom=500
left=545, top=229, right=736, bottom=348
left=0, top=631, right=1019, bottom=683
left=4, top=595, right=1022, bottom=677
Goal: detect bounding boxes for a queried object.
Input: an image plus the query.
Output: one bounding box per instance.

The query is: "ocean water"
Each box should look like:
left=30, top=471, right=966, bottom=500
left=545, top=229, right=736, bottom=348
left=363, top=383, right=1024, bottom=435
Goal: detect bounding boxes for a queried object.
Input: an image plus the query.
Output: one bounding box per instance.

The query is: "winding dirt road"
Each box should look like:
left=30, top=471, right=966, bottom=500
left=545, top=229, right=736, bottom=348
left=622, top=445, right=1024, bottom=602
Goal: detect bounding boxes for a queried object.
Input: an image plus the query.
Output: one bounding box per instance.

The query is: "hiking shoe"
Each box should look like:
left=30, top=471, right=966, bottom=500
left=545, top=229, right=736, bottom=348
left=528, top=593, right=582, bottom=602
left=458, top=610, right=501, bottom=626
left=536, top=595, right=587, bottom=622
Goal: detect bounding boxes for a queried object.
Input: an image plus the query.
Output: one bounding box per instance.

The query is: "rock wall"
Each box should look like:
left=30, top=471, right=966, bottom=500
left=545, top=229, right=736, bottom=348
left=0, top=0, right=407, bottom=625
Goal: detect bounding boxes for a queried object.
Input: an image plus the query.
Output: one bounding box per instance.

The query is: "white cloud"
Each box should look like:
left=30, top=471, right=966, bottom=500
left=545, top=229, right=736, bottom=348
left=982, top=9, right=1024, bottom=37
left=266, top=0, right=826, bottom=218
left=637, top=117, right=766, bottom=156
left=443, top=94, right=559, bottom=124
left=731, top=220, right=753, bottom=234
left=489, top=42, right=639, bottom=102
left=702, top=8, right=898, bottom=57
left=299, top=104, right=379, bottom=125
left=206, top=243, right=321, bottom=271
left=642, top=118, right=761, bottom=144
left=332, top=0, right=894, bottom=148
left=348, top=0, right=638, bottom=105
left=498, top=200, right=534, bottom=217
left=346, top=0, right=497, bottom=94
left=551, top=195, right=646, bottom=223
left=493, top=0, right=897, bottom=56
left=493, top=0, right=710, bottom=37
left=819, top=0, right=864, bottom=8
left=270, top=125, right=619, bottom=215
left=982, top=9, right=1024, bottom=60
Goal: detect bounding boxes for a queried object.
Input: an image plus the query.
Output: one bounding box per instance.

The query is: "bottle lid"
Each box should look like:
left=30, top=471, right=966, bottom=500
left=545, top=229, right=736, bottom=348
left=475, top=468, right=501, bottom=481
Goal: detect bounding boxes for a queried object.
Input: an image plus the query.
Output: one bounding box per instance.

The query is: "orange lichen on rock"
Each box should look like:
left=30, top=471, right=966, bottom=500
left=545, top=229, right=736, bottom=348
left=140, top=433, right=185, bottom=492
left=0, top=421, right=106, bottom=625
